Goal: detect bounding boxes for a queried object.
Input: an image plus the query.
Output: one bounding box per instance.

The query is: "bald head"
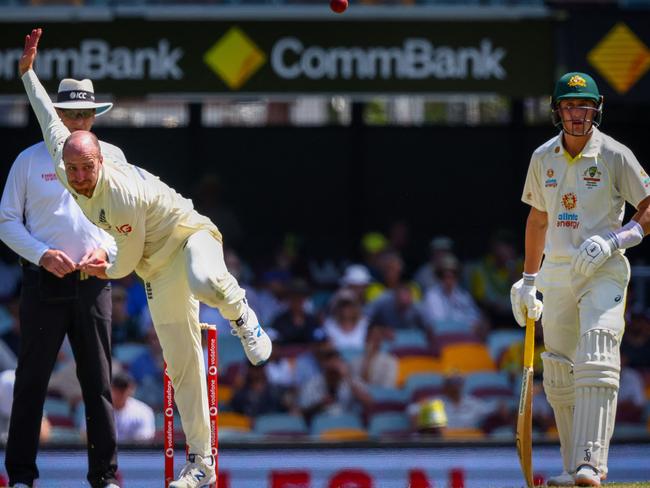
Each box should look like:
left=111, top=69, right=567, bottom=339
left=61, top=130, right=103, bottom=197
left=63, top=130, right=101, bottom=161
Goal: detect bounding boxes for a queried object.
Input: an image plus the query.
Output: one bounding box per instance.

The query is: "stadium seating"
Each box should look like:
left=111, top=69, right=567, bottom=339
left=432, top=319, right=473, bottom=335
left=311, top=412, right=363, bottom=436
left=368, top=412, right=411, bottom=437
left=486, top=329, right=524, bottom=363
left=319, top=428, right=369, bottom=441
left=390, top=329, right=429, bottom=349
left=440, top=343, right=496, bottom=373
left=254, top=413, right=309, bottom=436
left=404, top=373, right=444, bottom=398
left=463, top=371, right=512, bottom=398
left=397, top=356, right=443, bottom=386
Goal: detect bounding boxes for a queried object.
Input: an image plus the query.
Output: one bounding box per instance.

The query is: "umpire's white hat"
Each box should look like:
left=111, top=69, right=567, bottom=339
left=52, top=78, right=113, bottom=116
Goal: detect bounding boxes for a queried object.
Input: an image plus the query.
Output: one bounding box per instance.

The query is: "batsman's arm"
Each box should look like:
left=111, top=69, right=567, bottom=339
left=631, top=195, right=650, bottom=235
left=524, top=206, right=547, bottom=275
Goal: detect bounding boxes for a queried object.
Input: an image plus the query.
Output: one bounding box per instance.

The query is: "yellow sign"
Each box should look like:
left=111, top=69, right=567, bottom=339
left=588, top=22, right=650, bottom=94
left=203, top=27, right=266, bottom=90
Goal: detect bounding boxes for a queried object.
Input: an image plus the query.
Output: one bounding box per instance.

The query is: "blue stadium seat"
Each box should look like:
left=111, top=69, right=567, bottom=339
left=463, top=371, right=511, bottom=397
left=113, top=343, right=148, bottom=366
left=390, top=329, right=429, bottom=349
left=368, top=385, right=410, bottom=404
left=404, top=373, right=444, bottom=398
left=311, top=412, right=363, bottom=435
left=368, top=412, right=411, bottom=437
left=432, top=319, right=473, bottom=335
left=487, top=329, right=524, bottom=362
left=254, top=413, right=308, bottom=436
left=218, top=334, right=246, bottom=371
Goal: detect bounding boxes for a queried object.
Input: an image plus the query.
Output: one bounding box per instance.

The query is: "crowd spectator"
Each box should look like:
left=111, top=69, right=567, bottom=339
left=111, top=285, right=145, bottom=345
left=270, top=278, right=320, bottom=346
left=323, top=290, right=369, bottom=351
left=408, top=374, right=491, bottom=430
left=111, top=371, right=155, bottom=443
left=421, top=254, right=484, bottom=334
left=350, top=323, right=398, bottom=388
left=338, top=264, right=373, bottom=309
left=366, top=251, right=420, bottom=303
left=467, top=231, right=522, bottom=327
left=230, top=364, right=293, bottom=417
left=298, top=343, right=372, bottom=423
left=413, top=236, right=454, bottom=291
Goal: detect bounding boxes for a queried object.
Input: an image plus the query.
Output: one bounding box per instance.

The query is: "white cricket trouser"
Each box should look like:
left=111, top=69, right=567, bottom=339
left=537, top=252, right=629, bottom=474
left=144, top=230, right=245, bottom=456
left=537, top=253, right=629, bottom=359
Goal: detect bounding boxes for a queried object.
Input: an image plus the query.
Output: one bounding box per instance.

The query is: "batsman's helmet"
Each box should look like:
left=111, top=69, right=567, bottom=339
left=551, top=72, right=603, bottom=133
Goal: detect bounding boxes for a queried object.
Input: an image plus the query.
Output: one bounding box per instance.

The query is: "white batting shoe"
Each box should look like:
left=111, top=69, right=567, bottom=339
left=230, top=306, right=272, bottom=366
left=169, top=454, right=216, bottom=488
left=546, top=471, right=574, bottom=486
left=574, top=464, right=601, bottom=487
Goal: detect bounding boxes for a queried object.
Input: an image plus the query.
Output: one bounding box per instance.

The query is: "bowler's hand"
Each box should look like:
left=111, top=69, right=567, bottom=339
left=78, top=248, right=108, bottom=269
left=572, top=234, right=617, bottom=277
left=80, top=260, right=109, bottom=280
left=510, top=277, right=543, bottom=327
left=19, top=28, right=41, bottom=76
left=40, top=249, right=76, bottom=278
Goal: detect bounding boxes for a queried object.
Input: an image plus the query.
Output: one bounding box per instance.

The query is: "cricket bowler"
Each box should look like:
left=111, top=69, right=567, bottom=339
left=510, top=72, right=650, bottom=486
left=19, top=28, right=272, bottom=488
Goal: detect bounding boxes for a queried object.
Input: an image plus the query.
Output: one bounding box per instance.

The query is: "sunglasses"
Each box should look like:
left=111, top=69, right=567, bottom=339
left=60, top=109, right=96, bottom=119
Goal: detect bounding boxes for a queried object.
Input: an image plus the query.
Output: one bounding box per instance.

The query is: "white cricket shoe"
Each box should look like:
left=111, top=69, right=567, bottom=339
left=546, top=471, right=574, bottom=486
left=169, top=454, right=216, bottom=488
left=230, top=306, right=272, bottom=366
left=574, top=464, right=601, bottom=487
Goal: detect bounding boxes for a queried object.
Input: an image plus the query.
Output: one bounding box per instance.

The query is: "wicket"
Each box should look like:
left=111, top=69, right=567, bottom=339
left=164, top=323, right=218, bottom=488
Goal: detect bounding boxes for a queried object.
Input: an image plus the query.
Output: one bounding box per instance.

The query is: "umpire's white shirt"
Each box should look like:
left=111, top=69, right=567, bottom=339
left=522, top=128, right=650, bottom=260
left=0, top=140, right=118, bottom=265
left=22, top=70, right=221, bottom=280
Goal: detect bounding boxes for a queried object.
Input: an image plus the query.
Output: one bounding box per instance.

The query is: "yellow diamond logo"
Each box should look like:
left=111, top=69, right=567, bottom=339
left=204, top=27, right=266, bottom=90
left=587, top=22, right=650, bottom=94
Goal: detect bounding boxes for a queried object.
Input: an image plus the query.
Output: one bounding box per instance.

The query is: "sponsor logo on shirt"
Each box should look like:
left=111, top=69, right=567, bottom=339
left=41, top=173, right=57, bottom=181
left=116, top=224, right=132, bottom=234
left=558, top=192, right=579, bottom=229
left=583, top=166, right=602, bottom=188
left=557, top=212, right=580, bottom=229
left=145, top=281, right=153, bottom=300
left=561, top=192, right=577, bottom=210
left=97, top=209, right=111, bottom=229
left=641, top=169, right=650, bottom=188
left=545, top=168, right=557, bottom=187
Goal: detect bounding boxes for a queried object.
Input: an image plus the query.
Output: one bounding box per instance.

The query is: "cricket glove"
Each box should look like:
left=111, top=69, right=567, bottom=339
left=572, top=234, right=617, bottom=277
left=510, top=273, right=543, bottom=327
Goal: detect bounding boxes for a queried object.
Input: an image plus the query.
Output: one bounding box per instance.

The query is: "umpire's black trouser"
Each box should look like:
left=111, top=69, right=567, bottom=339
left=5, top=266, right=118, bottom=488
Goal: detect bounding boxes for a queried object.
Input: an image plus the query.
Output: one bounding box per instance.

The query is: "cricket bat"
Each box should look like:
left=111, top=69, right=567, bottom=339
left=516, top=316, right=535, bottom=488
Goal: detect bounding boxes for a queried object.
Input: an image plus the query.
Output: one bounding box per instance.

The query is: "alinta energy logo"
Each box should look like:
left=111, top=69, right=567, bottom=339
left=203, top=27, right=266, bottom=90
left=588, top=22, right=650, bottom=94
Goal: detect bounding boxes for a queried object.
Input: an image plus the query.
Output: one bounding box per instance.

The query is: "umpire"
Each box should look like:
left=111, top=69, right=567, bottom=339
left=0, top=78, right=123, bottom=488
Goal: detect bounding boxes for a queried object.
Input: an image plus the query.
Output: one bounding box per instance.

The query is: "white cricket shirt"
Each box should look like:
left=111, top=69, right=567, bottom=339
left=22, top=70, right=221, bottom=280
left=522, top=129, right=650, bottom=260
left=0, top=141, right=118, bottom=265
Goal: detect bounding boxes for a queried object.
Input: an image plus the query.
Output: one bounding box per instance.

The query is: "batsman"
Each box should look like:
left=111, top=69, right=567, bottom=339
left=19, top=29, right=272, bottom=488
left=510, top=72, right=650, bottom=487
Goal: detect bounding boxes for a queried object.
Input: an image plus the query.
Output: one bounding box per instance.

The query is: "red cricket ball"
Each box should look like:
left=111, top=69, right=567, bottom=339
left=330, top=0, right=348, bottom=14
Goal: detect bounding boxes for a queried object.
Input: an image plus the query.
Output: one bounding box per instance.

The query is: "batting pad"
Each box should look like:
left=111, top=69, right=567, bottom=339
left=542, top=352, right=575, bottom=472
left=571, top=328, right=620, bottom=475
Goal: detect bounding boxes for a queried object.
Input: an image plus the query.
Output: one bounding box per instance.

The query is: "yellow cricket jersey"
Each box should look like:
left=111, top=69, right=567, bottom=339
left=23, top=70, right=221, bottom=280
left=522, top=129, right=650, bottom=261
